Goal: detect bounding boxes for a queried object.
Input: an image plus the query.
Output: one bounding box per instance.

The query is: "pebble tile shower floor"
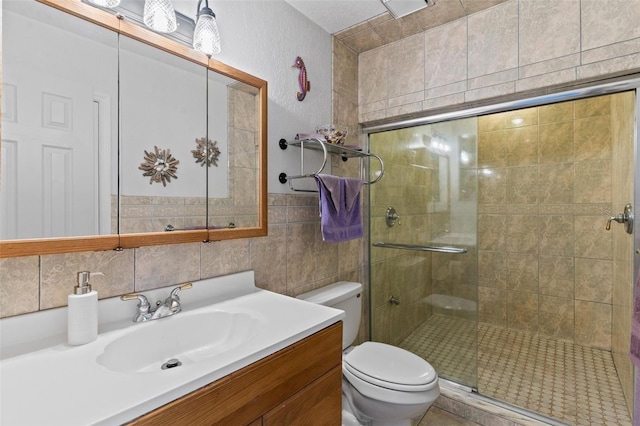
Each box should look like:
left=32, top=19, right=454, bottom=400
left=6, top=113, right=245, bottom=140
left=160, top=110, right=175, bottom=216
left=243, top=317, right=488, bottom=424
left=399, top=315, right=632, bottom=426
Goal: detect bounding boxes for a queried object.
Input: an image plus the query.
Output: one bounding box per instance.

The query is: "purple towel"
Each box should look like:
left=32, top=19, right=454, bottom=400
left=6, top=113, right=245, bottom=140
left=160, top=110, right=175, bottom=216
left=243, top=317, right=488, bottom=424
left=314, top=174, right=363, bottom=243
left=631, top=268, right=640, bottom=368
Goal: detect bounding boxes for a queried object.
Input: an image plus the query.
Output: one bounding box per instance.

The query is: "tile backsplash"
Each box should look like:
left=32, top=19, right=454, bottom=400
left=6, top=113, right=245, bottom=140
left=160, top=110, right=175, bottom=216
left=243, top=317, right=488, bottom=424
left=0, top=193, right=365, bottom=327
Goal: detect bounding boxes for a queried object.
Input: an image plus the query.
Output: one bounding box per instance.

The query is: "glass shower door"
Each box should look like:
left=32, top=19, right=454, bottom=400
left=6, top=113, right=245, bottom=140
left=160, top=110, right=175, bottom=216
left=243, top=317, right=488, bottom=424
left=368, top=117, right=478, bottom=389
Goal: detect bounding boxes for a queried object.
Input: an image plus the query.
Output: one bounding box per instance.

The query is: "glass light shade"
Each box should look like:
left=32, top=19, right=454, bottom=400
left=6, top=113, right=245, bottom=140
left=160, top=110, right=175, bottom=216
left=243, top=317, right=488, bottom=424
left=87, top=0, right=121, bottom=7
left=143, top=0, right=177, bottom=33
left=193, top=14, right=221, bottom=56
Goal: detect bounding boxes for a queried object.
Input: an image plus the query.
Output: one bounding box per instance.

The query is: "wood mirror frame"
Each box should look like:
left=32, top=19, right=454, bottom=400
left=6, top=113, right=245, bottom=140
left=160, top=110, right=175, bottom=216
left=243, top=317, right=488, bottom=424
left=0, top=0, right=268, bottom=258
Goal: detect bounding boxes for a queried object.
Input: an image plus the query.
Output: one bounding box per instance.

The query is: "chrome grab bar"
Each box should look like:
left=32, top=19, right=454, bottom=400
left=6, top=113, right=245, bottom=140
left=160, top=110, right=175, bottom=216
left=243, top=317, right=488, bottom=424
left=372, top=242, right=468, bottom=254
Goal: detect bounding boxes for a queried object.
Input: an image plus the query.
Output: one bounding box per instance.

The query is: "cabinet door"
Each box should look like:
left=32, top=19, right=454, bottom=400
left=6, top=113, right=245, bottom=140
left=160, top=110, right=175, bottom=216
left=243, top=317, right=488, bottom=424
left=263, top=365, right=342, bottom=426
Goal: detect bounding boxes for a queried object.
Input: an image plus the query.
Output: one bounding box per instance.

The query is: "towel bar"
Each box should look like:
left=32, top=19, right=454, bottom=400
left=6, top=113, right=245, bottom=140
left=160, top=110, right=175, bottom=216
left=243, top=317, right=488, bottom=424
left=372, top=242, right=468, bottom=254
left=279, top=138, right=385, bottom=192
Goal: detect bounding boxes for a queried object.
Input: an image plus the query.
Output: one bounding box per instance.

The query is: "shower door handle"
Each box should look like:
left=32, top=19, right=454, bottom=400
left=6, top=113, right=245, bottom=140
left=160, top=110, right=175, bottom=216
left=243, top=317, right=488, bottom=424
left=605, top=203, right=633, bottom=234
left=372, top=242, right=468, bottom=254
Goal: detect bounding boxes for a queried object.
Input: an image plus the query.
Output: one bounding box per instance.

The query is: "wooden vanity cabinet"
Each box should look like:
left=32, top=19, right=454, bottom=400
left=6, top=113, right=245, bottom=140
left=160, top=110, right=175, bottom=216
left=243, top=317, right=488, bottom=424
left=128, top=322, right=343, bottom=426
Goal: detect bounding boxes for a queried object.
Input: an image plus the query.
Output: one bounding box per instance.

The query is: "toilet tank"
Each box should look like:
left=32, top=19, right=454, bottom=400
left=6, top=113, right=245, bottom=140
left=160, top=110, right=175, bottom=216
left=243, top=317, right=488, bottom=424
left=297, top=281, right=362, bottom=350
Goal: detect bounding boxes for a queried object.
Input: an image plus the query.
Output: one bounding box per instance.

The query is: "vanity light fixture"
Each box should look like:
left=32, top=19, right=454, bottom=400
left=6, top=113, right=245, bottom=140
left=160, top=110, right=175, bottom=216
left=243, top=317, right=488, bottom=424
left=143, top=0, right=177, bottom=33
left=193, top=0, right=221, bottom=55
left=87, top=0, right=121, bottom=7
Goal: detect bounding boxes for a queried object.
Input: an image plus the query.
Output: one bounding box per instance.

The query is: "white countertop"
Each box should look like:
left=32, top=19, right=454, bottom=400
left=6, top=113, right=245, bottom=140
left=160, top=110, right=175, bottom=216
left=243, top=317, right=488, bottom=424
left=0, top=271, right=344, bottom=426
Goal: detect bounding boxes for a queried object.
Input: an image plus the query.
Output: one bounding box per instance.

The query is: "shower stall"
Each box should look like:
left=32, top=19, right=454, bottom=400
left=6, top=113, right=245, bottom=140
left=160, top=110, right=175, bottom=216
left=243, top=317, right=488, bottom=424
left=367, top=84, right=637, bottom=425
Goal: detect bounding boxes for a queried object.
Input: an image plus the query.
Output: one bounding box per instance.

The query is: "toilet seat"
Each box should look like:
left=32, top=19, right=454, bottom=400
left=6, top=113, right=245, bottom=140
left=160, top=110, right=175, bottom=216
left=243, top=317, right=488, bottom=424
left=343, top=342, right=438, bottom=392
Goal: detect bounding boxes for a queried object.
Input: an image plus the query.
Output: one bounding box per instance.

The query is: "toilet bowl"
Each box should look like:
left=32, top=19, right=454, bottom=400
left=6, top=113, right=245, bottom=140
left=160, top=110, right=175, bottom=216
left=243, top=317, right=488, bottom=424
left=297, top=282, right=440, bottom=426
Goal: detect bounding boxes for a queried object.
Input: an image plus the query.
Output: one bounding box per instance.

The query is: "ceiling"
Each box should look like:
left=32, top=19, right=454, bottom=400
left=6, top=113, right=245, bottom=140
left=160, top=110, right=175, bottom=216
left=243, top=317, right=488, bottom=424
left=284, top=0, right=389, bottom=34
left=171, top=0, right=387, bottom=35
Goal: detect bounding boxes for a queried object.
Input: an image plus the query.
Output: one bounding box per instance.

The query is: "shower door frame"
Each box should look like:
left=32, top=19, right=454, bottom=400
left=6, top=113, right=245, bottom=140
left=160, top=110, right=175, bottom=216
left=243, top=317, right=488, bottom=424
left=364, top=75, right=640, bottom=419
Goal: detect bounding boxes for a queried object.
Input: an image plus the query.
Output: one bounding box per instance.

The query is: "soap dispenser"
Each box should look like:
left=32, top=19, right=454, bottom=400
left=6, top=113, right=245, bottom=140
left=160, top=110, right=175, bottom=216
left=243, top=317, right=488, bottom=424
left=68, top=271, right=104, bottom=346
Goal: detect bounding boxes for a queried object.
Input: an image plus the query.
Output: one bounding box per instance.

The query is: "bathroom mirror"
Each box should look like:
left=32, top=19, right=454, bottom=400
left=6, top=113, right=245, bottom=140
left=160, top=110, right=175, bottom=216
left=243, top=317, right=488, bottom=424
left=118, top=35, right=208, bottom=235
left=0, top=0, right=268, bottom=257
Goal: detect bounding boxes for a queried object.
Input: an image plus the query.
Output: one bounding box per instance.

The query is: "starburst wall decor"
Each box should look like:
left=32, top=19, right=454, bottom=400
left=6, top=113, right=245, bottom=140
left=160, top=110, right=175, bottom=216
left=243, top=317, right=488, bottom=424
left=139, top=145, right=179, bottom=186
left=192, top=137, right=221, bottom=167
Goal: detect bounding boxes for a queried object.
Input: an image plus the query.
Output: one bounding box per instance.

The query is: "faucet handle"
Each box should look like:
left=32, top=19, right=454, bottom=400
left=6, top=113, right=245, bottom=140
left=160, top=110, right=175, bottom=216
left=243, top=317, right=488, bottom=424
left=120, top=293, right=151, bottom=312
left=169, top=282, right=193, bottom=299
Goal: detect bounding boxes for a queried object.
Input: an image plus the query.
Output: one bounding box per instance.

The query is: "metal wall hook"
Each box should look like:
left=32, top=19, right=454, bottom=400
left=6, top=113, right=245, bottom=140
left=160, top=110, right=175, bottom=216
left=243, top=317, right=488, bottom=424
left=606, top=203, right=633, bottom=234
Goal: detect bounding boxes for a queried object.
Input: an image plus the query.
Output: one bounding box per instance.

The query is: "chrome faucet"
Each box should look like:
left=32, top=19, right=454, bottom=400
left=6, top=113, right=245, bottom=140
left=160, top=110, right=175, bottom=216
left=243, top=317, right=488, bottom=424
left=120, top=282, right=193, bottom=322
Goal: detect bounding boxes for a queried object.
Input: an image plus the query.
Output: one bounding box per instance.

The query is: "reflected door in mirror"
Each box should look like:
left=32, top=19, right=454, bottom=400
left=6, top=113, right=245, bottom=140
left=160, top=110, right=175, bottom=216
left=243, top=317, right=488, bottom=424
left=1, top=1, right=118, bottom=239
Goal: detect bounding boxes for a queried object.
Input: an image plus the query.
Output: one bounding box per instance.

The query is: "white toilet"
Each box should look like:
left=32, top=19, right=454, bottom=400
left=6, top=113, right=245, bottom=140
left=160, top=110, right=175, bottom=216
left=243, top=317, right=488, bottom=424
left=297, top=282, right=440, bottom=426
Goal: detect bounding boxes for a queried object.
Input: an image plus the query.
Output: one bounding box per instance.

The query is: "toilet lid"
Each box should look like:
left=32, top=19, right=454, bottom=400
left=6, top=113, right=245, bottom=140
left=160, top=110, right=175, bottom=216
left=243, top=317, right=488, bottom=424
left=344, top=342, right=437, bottom=390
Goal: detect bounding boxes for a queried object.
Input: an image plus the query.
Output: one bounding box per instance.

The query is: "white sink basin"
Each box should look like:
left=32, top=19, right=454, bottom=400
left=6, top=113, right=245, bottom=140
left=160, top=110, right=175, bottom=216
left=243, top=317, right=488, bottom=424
left=97, top=311, right=259, bottom=373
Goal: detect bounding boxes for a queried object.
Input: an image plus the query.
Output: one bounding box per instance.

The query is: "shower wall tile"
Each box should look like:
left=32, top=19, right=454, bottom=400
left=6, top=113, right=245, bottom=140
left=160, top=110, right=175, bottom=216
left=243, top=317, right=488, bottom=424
left=356, top=0, right=640, bottom=126
left=506, top=126, right=538, bottom=166
left=574, top=215, right=612, bottom=260
left=518, top=0, right=580, bottom=66
left=424, top=81, right=467, bottom=100
left=575, top=300, right=611, bottom=349
left=464, top=82, right=516, bottom=103
left=478, top=287, right=507, bottom=327
left=467, top=1, right=518, bottom=78
left=0, top=257, right=40, bottom=318
left=538, top=215, right=574, bottom=257
left=518, top=54, right=581, bottom=79
left=611, top=91, right=635, bottom=204
left=424, top=18, right=467, bottom=89
left=478, top=113, right=506, bottom=133
left=387, top=102, right=423, bottom=117
left=388, top=34, right=425, bottom=99
left=573, top=159, right=612, bottom=204
left=539, top=102, right=574, bottom=124
left=582, top=36, right=640, bottom=64
left=506, top=214, right=538, bottom=254
left=467, top=68, right=518, bottom=91
left=471, top=94, right=623, bottom=350
left=539, top=295, right=574, bottom=340
left=575, top=258, right=612, bottom=303
left=574, top=93, right=611, bottom=118
left=506, top=166, right=538, bottom=204
left=574, top=116, right=611, bottom=161
left=538, top=255, right=574, bottom=299
left=359, top=47, right=388, bottom=106
left=388, top=91, right=424, bottom=108
left=372, top=14, right=422, bottom=46
left=538, top=163, right=574, bottom=204
left=478, top=131, right=507, bottom=168
left=422, top=92, right=466, bottom=111
left=507, top=290, right=538, bottom=332
left=505, top=107, right=538, bottom=128
left=341, top=28, right=385, bottom=55
left=538, top=122, right=574, bottom=164
left=580, top=0, right=640, bottom=51
left=478, top=168, right=506, bottom=205
left=478, top=251, right=506, bottom=289
left=514, top=68, right=577, bottom=93
left=506, top=253, right=538, bottom=293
